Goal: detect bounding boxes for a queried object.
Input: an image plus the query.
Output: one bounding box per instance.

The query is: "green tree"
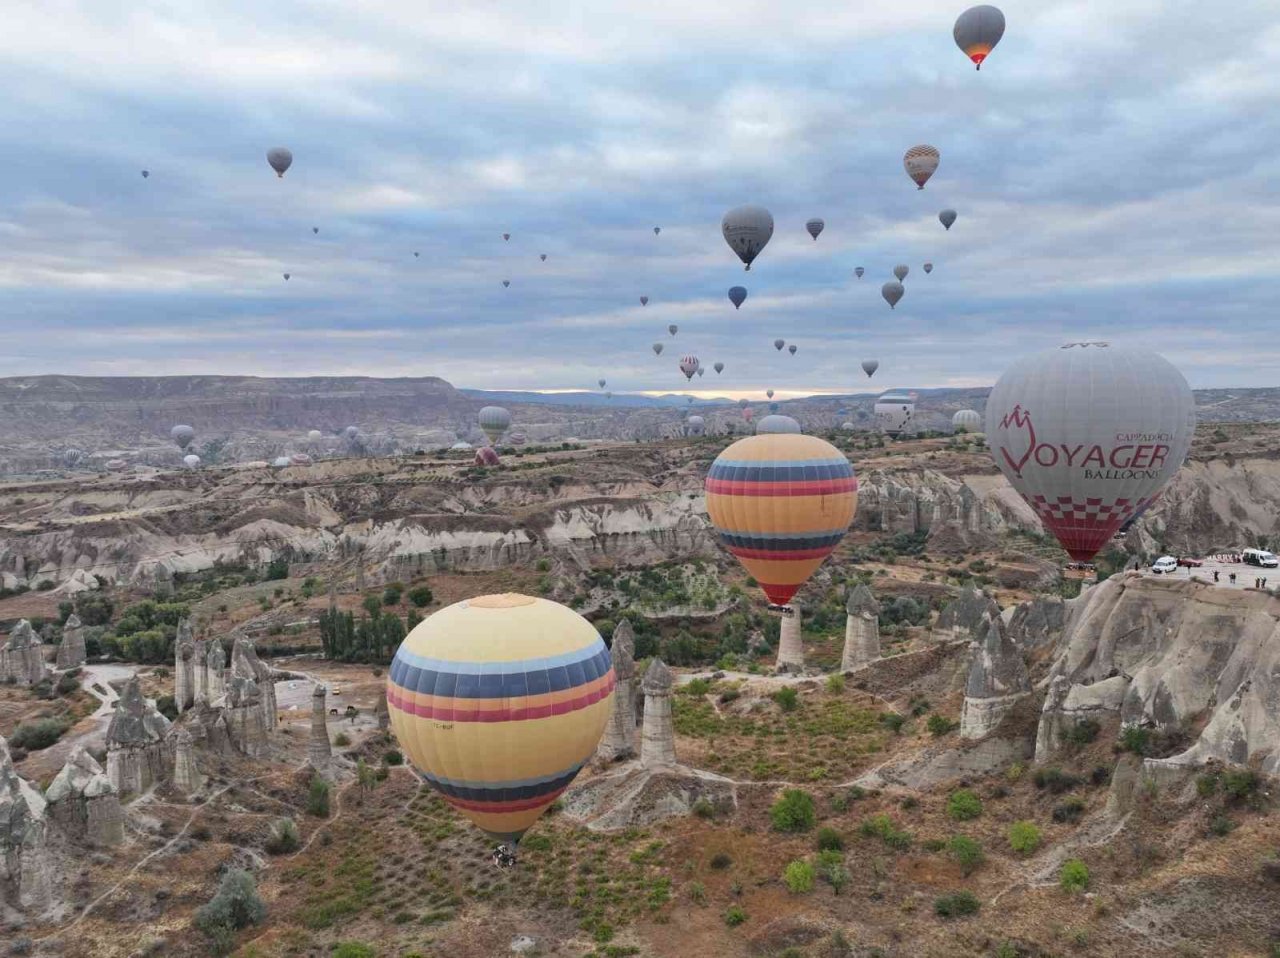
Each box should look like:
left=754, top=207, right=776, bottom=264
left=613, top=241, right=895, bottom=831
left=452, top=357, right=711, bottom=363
left=407, top=585, right=434, bottom=608
left=193, top=868, right=266, bottom=954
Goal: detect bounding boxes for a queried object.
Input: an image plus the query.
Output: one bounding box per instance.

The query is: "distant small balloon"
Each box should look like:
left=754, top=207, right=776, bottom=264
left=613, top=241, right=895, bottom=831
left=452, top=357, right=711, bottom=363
left=267, top=147, right=293, bottom=178
left=606, top=391, right=613, bottom=399
left=668, top=324, right=678, bottom=336
left=861, top=359, right=879, bottom=378
left=540, top=253, right=547, bottom=261
left=738, top=399, right=749, bottom=409
left=502, top=280, right=510, bottom=288
left=141, top=170, right=149, bottom=179
left=769, top=402, right=780, bottom=414
left=414, top=252, right=419, bottom=257
left=599, top=379, right=607, bottom=388
left=805, top=218, right=825, bottom=241
left=502, top=233, right=510, bottom=241
left=903, top=145, right=940, bottom=190
left=767, top=389, right=775, bottom=399
left=640, top=296, right=649, bottom=306
left=283, top=273, right=290, bottom=281
left=653, top=227, right=661, bottom=235
left=854, top=267, right=864, bottom=278
left=774, top=339, right=785, bottom=351
left=882, top=281, right=904, bottom=309
left=652, top=342, right=664, bottom=356
left=728, top=286, right=747, bottom=310
left=714, top=362, right=725, bottom=374
left=788, top=345, right=797, bottom=356
left=939, top=209, right=958, bottom=230
left=313, top=226, right=319, bottom=234
left=924, top=262, right=933, bottom=274
left=697, top=367, right=706, bottom=377
left=894, top=264, right=909, bottom=281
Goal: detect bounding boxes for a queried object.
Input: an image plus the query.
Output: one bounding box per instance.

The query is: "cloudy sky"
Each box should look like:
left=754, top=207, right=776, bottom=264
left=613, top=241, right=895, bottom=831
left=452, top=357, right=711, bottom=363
left=1, top=0, right=1278, bottom=396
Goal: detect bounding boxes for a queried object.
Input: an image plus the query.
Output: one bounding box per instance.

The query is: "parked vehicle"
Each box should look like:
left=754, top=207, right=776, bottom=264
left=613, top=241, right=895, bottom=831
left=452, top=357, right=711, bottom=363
left=1151, top=556, right=1178, bottom=574
left=1177, top=557, right=1203, bottom=568
left=1242, top=548, right=1279, bottom=568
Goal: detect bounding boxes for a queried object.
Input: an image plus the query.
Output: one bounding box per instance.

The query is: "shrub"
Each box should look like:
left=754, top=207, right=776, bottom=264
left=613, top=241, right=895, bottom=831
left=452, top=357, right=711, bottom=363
left=1032, top=767, right=1081, bottom=794
left=859, top=814, right=912, bottom=850
left=682, top=678, right=711, bottom=696
left=1195, top=772, right=1219, bottom=798
left=155, top=693, right=178, bottom=720
left=822, top=861, right=850, bottom=895
left=1222, top=768, right=1260, bottom=803
left=332, top=945, right=377, bottom=958
left=934, top=891, right=980, bottom=918
left=194, top=868, right=266, bottom=953
left=709, top=852, right=733, bottom=870
left=880, top=712, right=906, bottom=734
left=783, top=859, right=815, bottom=893
left=946, top=789, right=983, bottom=821
left=825, top=674, right=845, bottom=694
left=1119, top=725, right=1151, bottom=755
left=692, top=798, right=716, bottom=819
left=264, top=558, right=289, bottom=581
left=306, top=776, right=331, bottom=818
left=1059, top=859, right=1090, bottom=893
left=10, top=718, right=69, bottom=752
left=773, top=687, right=799, bottom=712
left=521, top=834, right=552, bottom=851
left=770, top=789, right=816, bottom=833
left=816, top=827, right=844, bottom=852
left=333, top=732, right=351, bottom=747
left=383, top=749, right=403, bottom=766
left=55, top=672, right=80, bottom=696
left=1209, top=813, right=1235, bottom=837
left=926, top=714, right=957, bottom=737
left=382, top=585, right=402, bottom=606
left=1063, top=718, right=1100, bottom=748
left=948, top=836, right=985, bottom=876
left=1052, top=797, right=1086, bottom=824
left=1007, top=821, right=1041, bottom=855
left=407, top=585, right=434, bottom=608
left=724, top=905, right=747, bottom=927
left=265, top=818, right=300, bottom=855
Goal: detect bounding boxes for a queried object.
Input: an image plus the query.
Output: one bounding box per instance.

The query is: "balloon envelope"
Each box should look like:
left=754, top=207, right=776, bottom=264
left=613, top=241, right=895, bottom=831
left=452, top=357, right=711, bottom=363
left=170, top=425, right=195, bottom=450
left=954, top=4, right=1006, bottom=69
left=923, top=263, right=933, bottom=274
left=766, top=389, right=775, bottom=399
left=652, top=342, right=664, bottom=355
left=654, top=227, right=661, bottom=235
left=882, top=282, right=904, bottom=309
left=387, top=594, right=614, bottom=845
left=986, top=343, right=1195, bottom=561
left=474, top=447, right=501, bottom=467
left=903, top=145, right=940, bottom=189
left=141, top=170, right=149, bottom=178
left=687, top=415, right=705, bottom=436
left=894, top=264, right=909, bottom=281
left=756, top=415, right=801, bottom=435
left=182, top=454, right=200, bottom=470
left=874, top=393, right=916, bottom=437
left=678, top=355, right=699, bottom=380
left=267, top=147, right=293, bottom=177
left=861, top=359, right=880, bottom=378
left=773, top=339, right=785, bottom=351
left=805, top=218, right=825, bottom=240
left=640, top=296, right=649, bottom=306
left=952, top=409, right=982, bottom=433
left=307, top=430, right=323, bottom=443
left=728, top=286, right=747, bottom=309
left=939, top=209, right=958, bottom=230
left=502, top=280, right=510, bottom=288
left=721, top=204, right=774, bottom=270
left=478, top=406, right=512, bottom=444
left=705, top=434, right=857, bottom=607
left=788, top=345, right=797, bottom=355
left=540, top=254, right=547, bottom=261
left=713, top=362, right=725, bottom=374
left=854, top=267, right=864, bottom=278
left=668, top=324, right=678, bottom=336
left=598, top=379, right=607, bottom=388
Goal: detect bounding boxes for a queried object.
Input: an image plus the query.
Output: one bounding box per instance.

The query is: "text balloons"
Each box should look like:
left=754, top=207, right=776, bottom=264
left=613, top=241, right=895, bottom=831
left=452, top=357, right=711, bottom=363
left=722, top=205, right=774, bottom=271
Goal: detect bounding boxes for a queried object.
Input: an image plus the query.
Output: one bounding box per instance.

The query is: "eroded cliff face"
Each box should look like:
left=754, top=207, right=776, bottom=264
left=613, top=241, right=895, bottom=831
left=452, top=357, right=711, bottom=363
left=1039, top=573, right=1280, bottom=774
left=1136, top=457, right=1280, bottom=554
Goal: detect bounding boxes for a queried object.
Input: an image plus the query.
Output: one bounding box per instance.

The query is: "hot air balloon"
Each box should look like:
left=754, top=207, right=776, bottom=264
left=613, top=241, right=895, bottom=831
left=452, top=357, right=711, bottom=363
left=290, top=453, right=314, bottom=466
left=882, top=282, right=904, bottom=309
left=721, top=205, right=774, bottom=271
left=773, top=339, right=785, bottom=351
left=805, top=218, right=825, bottom=241
left=854, top=267, right=865, bottom=278
left=939, top=209, right=957, bottom=231
left=874, top=393, right=916, bottom=437
left=307, top=429, right=323, bottom=444
left=141, top=170, right=149, bottom=179
left=413, top=252, right=420, bottom=258
left=313, top=227, right=320, bottom=234
left=668, top=324, right=678, bottom=336
left=769, top=402, right=779, bottom=414
left=283, top=273, right=291, bottom=281
left=903, top=145, right=939, bottom=190
left=766, top=389, right=775, bottom=399
left=474, top=447, right=501, bottom=467
left=923, top=263, right=933, bottom=274
left=653, top=227, right=661, bottom=235
left=728, top=286, right=747, bottom=310
left=697, top=367, right=706, bottom=378
left=741, top=406, right=754, bottom=423
left=706, top=433, right=856, bottom=608
left=756, top=415, right=801, bottom=435
left=685, top=396, right=694, bottom=405
left=954, top=4, right=1006, bottom=70
left=502, top=233, right=510, bottom=241
left=540, top=254, right=547, bottom=261
left=687, top=415, right=705, bottom=436
left=170, top=425, right=195, bottom=451
left=652, top=342, right=664, bottom=356
left=714, top=362, right=725, bottom=374
left=788, top=345, right=797, bottom=356
left=952, top=409, right=982, bottom=433
left=183, top=454, right=200, bottom=470
left=478, top=406, right=512, bottom=445
left=861, top=359, right=879, bottom=378
left=344, top=425, right=360, bottom=440
left=62, top=448, right=85, bottom=469
left=272, top=456, right=291, bottom=468
left=842, top=422, right=855, bottom=431
left=894, top=265, right=909, bottom=281
left=640, top=296, right=649, bottom=306
left=598, top=379, right=607, bottom=389
left=502, top=280, right=510, bottom=288
left=986, top=343, right=1194, bottom=562
left=267, top=147, right=293, bottom=178
left=679, top=356, right=699, bottom=380
left=387, top=594, right=614, bottom=857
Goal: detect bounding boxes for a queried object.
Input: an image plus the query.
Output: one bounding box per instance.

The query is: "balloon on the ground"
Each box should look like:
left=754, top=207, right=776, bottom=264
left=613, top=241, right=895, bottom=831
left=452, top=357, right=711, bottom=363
left=183, top=454, right=200, bottom=470
left=952, top=409, right=982, bottom=433
left=272, top=456, right=291, bottom=468
left=170, top=425, right=195, bottom=450
left=903, top=145, right=940, bottom=190
left=986, top=343, right=1195, bottom=562
left=805, top=218, right=825, bottom=241
left=769, top=402, right=779, bottom=414
left=705, top=433, right=857, bottom=608
left=728, top=286, right=747, bottom=309
left=387, top=593, right=614, bottom=848
left=854, top=267, right=864, bottom=278
left=882, top=281, right=904, bottom=309
left=267, top=147, right=293, bottom=177
left=474, top=447, right=500, bottom=467
left=721, top=205, right=774, bottom=271
left=874, top=393, right=916, bottom=436
left=478, top=406, right=512, bottom=444
left=713, top=362, right=725, bottom=374
left=757, top=415, right=800, bottom=434
left=954, top=4, right=1006, bottom=70
left=307, top=430, right=323, bottom=443
left=939, top=209, right=957, bottom=230
left=344, top=425, right=359, bottom=439
left=679, top=356, right=699, bottom=380
left=924, top=262, right=933, bottom=274
left=861, top=359, right=880, bottom=378
left=687, top=415, right=705, bottom=436
left=894, top=264, right=909, bottom=281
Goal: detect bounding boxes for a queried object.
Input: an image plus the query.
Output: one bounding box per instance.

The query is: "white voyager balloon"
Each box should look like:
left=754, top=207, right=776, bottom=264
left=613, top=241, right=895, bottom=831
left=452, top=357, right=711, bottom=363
left=986, top=342, right=1195, bottom=562
left=874, top=393, right=916, bottom=437
left=952, top=409, right=983, bottom=433
left=721, top=205, right=774, bottom=271
left=182, top=454, right=200, bottom=470
left=755, top=415, right=801, bottom=435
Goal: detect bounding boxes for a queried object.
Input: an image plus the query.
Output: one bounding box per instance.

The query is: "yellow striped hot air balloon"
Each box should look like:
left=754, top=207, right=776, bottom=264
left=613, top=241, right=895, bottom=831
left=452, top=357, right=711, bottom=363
left=705, top=434, right=857, bottom=608
left=386, top=594, right=615, bottom=853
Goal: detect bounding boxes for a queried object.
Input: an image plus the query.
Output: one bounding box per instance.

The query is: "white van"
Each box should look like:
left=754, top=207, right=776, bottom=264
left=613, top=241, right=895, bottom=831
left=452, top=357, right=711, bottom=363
left=1243, top=548, right=1279, bottom=568
left=1151, top=556, right=1178, bottom=574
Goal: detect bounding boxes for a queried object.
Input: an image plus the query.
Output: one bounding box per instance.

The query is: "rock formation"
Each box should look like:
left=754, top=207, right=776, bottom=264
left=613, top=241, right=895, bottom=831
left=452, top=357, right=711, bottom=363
left=223, top=675, right=269, bottom=758
left=936, top=588, right=1000, bottom=642
left=205, top=638, right=226, bottom=703
left=959, top=618, right=1030, bottom=740
left=309, top=685, right=332, bottom=773
left=1002, top=595, right=1069, bottom=651
left=0, top=735, right=53, bottom=911
left=105, top=677, right=172, bottom=799
left=842, top=584, right=881, bottom=671
left=177, top=621, right=228, bottom=713
left=1034, top=674, right=1128, bottom=762
left=231, top=638, right=278, bottom=732
left=56, top=613, right=87, bottom=670
left=170, top=726, right=202, bottom=794
left=640, top=658, right=676, bottom=769
left=174, top=618, right=195, bottom=711
left=44, top=746, right=124, bottom=846
left=192, top=633, right=208, bottom=704
left=775, top=607, right=804, bottom=672
left=375, top=687, right=389, bottom=731
left=0, top=620, right=47, bottom=686
left=597, top=621, right=638, bottom=762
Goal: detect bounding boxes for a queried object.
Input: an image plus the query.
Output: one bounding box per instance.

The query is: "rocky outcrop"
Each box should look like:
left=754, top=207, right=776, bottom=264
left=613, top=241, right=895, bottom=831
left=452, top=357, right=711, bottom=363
left=170, top=727, right=201, bottom=794
left=598, top=621, right=637, bottom=762
left=1002, top=595, right=1070, bottom=652
left=1035, top=674, right=1128, bottom=762
left=44, top=746, right=124, bottom=846
left=105, top=677, right=171, bottom=799
left=174, top=619, right=195, bottom=711
left=959, top=618, right=1031, bottom=740
left=640, top=659, right=675, bottom=769
left=56, top=614, right=87, bottom=670
left=231, top=638, right=278, bottom=733
left=842, top=585, right=881, bottom=671
left=936, top=588, right=1000, bottom=642
left=206, top=639, right=226, bottom=703
left=776, top=607, right=804, bottom=672
left=1040, top=572, right=1280, bottom=775
left=309, top=685, right=332, bottom=773
left=561, top=765, right=736, bottom=831
left=0, top=620, right=47, bottom=686
left=223, top=676, right=269, bottom=758
left=0, top=735, right=53, bottom=911
left=375, top=687, right=389, bottom=731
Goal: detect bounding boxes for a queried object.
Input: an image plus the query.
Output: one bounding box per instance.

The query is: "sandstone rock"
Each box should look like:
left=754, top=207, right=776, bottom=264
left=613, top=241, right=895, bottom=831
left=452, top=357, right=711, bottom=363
left=1002, top=595, right=1069, bottom=651
left=775, top=607, right=804, bottom=672
left=375, top=687, right=389, bottom=731
left=1034, top=674, right=1128, bottom=762
left=55, top=614, right=87, bottom=670
left=562, top=764, right=736, bottom=831
left=640, top=659, right=675, bottom=769
left=308, top=685, right=332, bottom=773
left=170, top=727, right=201, bottom=795
left=959, top=618, right=1030, bottom=740
left=842, top=584, right=881, bottom=671
left=205, top=639, right=226, bottom=704
left=0, top=735, right=53, bottom=911
left=597, top=621, right=637, bottom=762
left=105, top=677, right=171, bottom=799
left=223, top=676, right=268, bottom=758
left=936, top=588, right=1000, bottom=642
left=231, top=638, right=277, bottom=733
left=174, top=619, right=195, bottom=712
left=45, top=746, right=124, bottom=847
left=0, top=620, right=47, bottom=686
